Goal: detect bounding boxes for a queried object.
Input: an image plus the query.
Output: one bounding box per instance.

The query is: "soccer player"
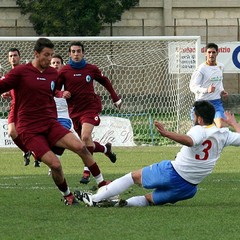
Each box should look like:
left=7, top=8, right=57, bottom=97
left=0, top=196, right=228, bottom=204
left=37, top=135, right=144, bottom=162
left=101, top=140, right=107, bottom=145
left=77, top=101, right=240, bottom=207
left=190, top=42, right=228, bottom=127
left=56, top=41, right=122, bottom=184
left=0, top=38, right=109, bottom=205
left=1, top=48, right=33, bottom=166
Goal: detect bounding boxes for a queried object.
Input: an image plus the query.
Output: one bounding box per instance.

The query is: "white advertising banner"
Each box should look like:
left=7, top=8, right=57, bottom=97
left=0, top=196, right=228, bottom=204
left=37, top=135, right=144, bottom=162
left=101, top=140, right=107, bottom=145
left=199, top=42, right=240, bottom=73
left=0, top=116, right=136, bottom=148
left=92, top=116, right=136, bottom=146
left=0, top=119, right=15, bottom=147
left=169, top=42, right=240, bottom=73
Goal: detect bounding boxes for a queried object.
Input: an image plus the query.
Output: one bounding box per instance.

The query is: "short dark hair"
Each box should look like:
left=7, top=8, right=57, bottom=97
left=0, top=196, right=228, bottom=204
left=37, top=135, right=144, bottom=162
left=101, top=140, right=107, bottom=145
left=193, top=100, right=215, bottom=125
left=68, top=41, right=84, bottom=53
left=34, top=38, right=54, bottom=53
left=8, top=48, right=20, bottom=56
left=52, top=54, right=64, bottom=64
left=206, top=43, right=218, bottom=52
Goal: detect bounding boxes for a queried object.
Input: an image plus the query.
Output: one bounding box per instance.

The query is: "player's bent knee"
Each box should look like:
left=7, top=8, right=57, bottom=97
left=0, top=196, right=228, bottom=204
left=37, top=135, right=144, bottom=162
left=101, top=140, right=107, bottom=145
left=49, top=161, right=62, bottom=171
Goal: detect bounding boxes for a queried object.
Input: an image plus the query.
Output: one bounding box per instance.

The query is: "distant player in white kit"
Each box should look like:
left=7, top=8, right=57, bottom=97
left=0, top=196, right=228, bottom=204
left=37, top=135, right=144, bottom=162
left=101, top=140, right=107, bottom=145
left=48, top=54, right=72, bottom=175
left=77, top=100, right=240, bottom=207
left=190, top=42, right=228, bottom=127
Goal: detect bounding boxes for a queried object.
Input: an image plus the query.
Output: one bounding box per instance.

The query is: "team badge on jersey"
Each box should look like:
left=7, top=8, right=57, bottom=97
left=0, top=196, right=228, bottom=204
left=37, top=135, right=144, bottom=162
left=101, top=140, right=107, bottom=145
left=86, top=75, right=91, bottom=82
left=51, top=81, right=55, bottom=91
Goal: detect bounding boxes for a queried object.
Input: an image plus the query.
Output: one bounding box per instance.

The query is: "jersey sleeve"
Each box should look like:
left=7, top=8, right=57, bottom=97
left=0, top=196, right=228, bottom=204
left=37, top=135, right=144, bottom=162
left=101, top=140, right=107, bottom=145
left=224, top=129, right=240, bottom=146
left=189, top=69, right=208, bottom=95
left=93, top=66, right=120, bottom=102
left=0, top=68, right=19, bottom=94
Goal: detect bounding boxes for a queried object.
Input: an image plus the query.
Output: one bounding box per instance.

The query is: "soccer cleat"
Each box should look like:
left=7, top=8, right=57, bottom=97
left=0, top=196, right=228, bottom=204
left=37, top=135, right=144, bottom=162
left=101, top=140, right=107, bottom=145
left=34, top=160, right=41, bottom=167
left=114, top=199, right=128, bottom=207
left=63, top=193, right=79, bottom=206
left=96, top=199, right=120, bottom=208
left=23, top=151, right=31, bottom=166
left=80, top=171, right=90, bottom=184
left=74, top=190, right=84, bottom=201
left=82, top=192, right=95, bottom=207
left=48, top=168, right=52, bottom=176
left=105, top=143, right=117, bottom=163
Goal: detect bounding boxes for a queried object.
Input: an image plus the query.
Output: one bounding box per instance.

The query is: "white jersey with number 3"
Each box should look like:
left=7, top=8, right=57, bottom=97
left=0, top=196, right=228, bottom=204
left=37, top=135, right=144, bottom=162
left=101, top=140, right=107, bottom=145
left=172, top=124, right=240, bottom=184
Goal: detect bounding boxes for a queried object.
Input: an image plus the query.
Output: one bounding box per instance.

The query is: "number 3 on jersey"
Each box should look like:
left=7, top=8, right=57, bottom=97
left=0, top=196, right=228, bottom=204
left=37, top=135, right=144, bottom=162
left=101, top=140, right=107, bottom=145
left=195, top=140, right=212, bottom=160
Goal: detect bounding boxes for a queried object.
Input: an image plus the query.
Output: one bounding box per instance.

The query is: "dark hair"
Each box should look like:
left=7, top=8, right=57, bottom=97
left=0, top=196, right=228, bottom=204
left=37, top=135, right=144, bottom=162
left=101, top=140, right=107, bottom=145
left=68, top=41, right=84, bottom=53
left=8, top=48, right=20, bottom=56
left=193, top=100, right=215, bottom=125
left=206, top=43, right=218, bottom=52
left=52, top=54, right=63, bottom=64
left=34, top=38, right=54, bottom=53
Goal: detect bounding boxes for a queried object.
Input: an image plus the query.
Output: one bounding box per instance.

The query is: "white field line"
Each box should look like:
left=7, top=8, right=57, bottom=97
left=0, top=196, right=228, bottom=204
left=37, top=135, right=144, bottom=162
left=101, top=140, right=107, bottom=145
left=0, top=176, right=56, bottom=189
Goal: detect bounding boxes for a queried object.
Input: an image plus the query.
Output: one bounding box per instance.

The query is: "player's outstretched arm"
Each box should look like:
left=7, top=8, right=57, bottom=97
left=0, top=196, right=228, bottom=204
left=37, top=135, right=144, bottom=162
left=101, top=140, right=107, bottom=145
left=154, top=120, right=193, bottom=147
left=223, top=111, right=240, bottom=133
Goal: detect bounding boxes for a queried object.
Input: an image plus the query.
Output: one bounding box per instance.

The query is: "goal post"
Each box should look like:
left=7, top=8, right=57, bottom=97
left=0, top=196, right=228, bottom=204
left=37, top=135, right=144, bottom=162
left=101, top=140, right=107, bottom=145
left=0, top=36, right=200, bottom=146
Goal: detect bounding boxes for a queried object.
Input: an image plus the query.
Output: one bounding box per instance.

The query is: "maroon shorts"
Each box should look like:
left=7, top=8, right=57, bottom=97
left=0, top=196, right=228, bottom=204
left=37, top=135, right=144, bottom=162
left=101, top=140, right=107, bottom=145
left=72, top=112, right=100, bottom=137
left=19, top=120, right=70, bottom=159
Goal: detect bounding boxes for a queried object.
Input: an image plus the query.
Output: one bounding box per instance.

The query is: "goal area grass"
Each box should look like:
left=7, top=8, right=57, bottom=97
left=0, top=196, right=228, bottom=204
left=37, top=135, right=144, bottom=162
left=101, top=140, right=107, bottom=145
left=1, top=146, right=240, bottom=240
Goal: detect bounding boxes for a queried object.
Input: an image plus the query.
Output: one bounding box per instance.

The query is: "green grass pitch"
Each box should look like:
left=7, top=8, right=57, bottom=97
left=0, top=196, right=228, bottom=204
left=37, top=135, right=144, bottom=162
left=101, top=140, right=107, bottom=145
left=1, top=146, right=240, bottom=240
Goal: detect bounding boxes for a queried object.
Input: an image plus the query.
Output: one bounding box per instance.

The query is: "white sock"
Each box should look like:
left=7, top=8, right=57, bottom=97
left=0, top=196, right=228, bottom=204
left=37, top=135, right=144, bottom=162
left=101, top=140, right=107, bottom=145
left=84, top=166, right=90, bottom=172
left=61, top=187, right=70, bottom=196
left=103, top=146, right=107, bottom=153
left=92, top=172, right=134, bottom=202
left=125, top=196, right=149, bottom=207
left=94, top=173, right=104, bottom=184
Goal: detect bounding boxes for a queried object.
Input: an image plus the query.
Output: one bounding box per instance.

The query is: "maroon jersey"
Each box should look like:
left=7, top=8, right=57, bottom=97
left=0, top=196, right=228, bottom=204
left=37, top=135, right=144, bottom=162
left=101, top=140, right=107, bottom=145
left=0, top=63, right=58, bottom=134
left=56, top=63, right=120, bottom=119
left=7, top=89, right=16, bottom=123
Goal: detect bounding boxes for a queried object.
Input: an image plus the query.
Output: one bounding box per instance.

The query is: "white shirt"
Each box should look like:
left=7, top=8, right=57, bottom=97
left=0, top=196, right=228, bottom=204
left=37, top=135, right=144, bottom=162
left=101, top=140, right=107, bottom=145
left=54, top=97, right=70, bottom=119
left=172, top=124, right=240, bottom=184
left=189, top=62, right=224, bottom=101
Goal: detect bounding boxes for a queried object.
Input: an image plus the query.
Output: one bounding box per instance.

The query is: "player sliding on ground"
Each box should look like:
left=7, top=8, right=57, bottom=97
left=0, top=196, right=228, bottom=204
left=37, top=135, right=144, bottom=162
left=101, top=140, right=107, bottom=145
left=75, top=100, right=240, bottom=207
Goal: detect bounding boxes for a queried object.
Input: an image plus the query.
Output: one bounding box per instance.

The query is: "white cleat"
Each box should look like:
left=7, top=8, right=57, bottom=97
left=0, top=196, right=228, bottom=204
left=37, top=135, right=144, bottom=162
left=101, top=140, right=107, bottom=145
left=82, top=192, right=94, bottom=207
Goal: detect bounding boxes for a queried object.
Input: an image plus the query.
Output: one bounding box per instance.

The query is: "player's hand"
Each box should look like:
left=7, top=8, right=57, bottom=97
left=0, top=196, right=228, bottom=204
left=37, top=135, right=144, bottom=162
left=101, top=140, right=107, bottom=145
left=223, top=111, right=237, bottom=126
left=221, top=90, right=228, bottom=99
left=154, top=120, right=167, bottom=137
left=62, top=90, right=71, bottom=99
left=208, top=84, right=215, bottom=93
left=114, top=99, right=122, bottom=110
left=1, top=91, right=11, bottom=99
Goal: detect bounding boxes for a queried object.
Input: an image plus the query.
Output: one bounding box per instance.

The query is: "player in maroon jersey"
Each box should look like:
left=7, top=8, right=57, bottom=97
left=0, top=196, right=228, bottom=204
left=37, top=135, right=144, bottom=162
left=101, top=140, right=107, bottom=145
left=1, top=48, right=34, bottom=166
left=0, top=38, right=109, bottom=205
left=56, top=41, right=122, bottom=184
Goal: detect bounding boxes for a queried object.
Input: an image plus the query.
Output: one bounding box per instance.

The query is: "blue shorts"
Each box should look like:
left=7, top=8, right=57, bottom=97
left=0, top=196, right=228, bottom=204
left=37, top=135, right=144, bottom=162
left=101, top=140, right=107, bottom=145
left=58, top=118, right=72, bottom=130
left=142, top=160, right=197, bottom=205
left=209, top=99, right=225, bottom=119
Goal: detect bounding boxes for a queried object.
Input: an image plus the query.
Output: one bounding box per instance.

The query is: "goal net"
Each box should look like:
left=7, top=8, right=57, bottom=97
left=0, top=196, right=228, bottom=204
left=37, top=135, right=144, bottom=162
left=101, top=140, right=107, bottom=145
left=0, top=36, right=200, bottom=146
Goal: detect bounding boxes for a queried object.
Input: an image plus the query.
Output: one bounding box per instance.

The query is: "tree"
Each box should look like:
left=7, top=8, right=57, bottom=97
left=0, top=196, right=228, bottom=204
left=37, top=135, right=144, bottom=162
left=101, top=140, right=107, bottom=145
left=16, top=0, right=139, bottom=36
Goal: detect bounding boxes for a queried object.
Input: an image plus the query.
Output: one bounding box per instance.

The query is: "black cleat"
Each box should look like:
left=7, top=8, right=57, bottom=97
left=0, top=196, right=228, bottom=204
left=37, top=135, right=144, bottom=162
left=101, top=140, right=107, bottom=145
left=105, top=143, right=117, bottom=163
left=80, top=172, right=90, bottom=184
left=74, top=190, right=84, bottom=201
left=115, top=199, right=128, bottom=207
left=23, top=151, right=31, bottom=166
left=34, top=160, right=41, bottom=167
left=97, top=199, right=120, bottom=208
